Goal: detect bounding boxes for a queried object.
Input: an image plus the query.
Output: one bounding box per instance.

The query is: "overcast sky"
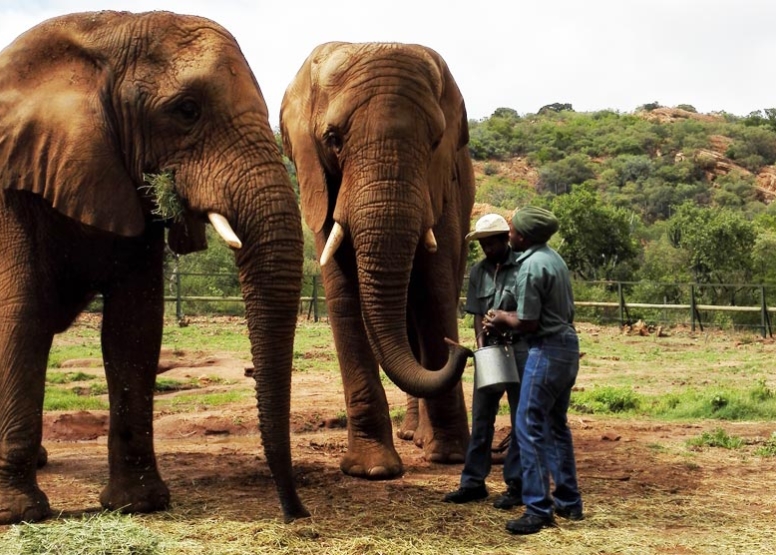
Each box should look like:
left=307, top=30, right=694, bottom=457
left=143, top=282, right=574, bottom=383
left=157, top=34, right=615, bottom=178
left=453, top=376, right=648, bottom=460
left=2, top=1, right=775, bottom=128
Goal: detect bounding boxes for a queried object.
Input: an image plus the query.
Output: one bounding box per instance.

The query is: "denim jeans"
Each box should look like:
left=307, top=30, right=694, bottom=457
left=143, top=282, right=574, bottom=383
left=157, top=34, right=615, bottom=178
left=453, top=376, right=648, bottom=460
left=515, top=328, right=582, bottom=518
left=460, top=344, right=527, bottom=491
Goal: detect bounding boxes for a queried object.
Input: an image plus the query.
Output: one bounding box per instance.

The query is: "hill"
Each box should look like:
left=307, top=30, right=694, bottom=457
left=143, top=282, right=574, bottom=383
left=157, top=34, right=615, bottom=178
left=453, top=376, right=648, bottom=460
left=470, top=106, right=776, bottom=220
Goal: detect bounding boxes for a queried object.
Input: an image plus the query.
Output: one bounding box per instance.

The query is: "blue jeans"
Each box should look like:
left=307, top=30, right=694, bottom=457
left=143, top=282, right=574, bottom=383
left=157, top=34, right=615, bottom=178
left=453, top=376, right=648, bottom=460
left=460, top=344, right=527, bottom=491
left=516, top=328, right=582, bottom=518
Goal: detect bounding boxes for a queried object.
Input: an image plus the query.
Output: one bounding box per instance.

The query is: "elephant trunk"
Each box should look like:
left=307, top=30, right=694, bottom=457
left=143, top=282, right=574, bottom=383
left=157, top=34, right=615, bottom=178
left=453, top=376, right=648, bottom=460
left=232, top=176, right=309, bottom=522
left=349, top=190, right=472, bottom=398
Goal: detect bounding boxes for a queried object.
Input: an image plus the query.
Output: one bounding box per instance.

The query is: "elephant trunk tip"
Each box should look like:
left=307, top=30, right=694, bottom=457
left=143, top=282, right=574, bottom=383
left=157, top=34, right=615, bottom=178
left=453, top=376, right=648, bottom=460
left=444, top=337, right=474, bottom=360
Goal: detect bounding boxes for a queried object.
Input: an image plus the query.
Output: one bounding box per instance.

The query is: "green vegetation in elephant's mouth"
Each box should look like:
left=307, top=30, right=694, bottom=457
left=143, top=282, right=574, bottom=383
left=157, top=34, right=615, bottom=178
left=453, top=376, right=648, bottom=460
left=142, top=170, right=184, bottom=222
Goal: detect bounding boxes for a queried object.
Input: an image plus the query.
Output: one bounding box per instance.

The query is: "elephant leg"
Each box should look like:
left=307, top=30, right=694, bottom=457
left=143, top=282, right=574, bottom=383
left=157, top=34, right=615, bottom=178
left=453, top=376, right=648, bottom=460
left=0, top=324, right=53, bottom=524
left=396, top=394, right=418, bottom=440
left=324, top=260, right=403, bottom=479
left=98, top=244, right=169, bottom=513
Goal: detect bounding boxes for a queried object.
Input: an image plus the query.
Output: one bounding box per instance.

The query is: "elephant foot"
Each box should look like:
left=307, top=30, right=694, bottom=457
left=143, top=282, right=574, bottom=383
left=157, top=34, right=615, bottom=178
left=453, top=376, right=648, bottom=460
left=395, top=428, right=414, bottom=441
left=100, top=475, right=170, bottom=514
left=0, top=484, right=51, bottom=524
left=37, top=445, right=48, bottom=468
left=396, top=396, right=419, bottom=442
left=340, top=447, right=404, bottom=480
left=413, top=426, right=468, bottom=464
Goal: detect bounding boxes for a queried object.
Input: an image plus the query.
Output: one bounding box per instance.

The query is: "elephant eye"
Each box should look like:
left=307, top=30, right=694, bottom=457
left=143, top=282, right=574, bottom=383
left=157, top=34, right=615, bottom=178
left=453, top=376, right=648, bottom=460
left=174, top=99, right=201, bottom=125
left=324, top=129, right=343, bottom=153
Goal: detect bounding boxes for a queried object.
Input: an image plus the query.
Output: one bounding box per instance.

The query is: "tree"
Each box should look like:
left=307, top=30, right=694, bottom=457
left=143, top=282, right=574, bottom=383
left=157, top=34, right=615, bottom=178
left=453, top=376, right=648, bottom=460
left=551, top=186, right=640, bottom=280
left=667, top=202, right=756, bottom=301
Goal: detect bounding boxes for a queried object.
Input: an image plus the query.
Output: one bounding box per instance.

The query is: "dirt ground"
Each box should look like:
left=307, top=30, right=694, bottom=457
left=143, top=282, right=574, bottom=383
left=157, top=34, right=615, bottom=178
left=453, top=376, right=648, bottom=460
left=13, top=321, right=776, bottom=553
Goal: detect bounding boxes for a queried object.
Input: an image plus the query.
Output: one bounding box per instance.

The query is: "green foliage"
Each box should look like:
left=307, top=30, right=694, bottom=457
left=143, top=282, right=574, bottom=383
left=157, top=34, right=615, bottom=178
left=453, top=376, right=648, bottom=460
left=536, top=153, right=596, bottom=194
left=754, top=432, right=776, bottom=457
left=142, top=171, right=184, bottom=222
left=750, top=378, right=774, bottom=402
left=43, top=387, right=108, bottom=411
left=639, top=101, right=661, bottom=112
left=571, top=386, right=641, bottom=414
left=46, top=371, right=95, bottom=384
left=667, top=202, right=756, bottom=286
left=475, top=175, right=536, bottom=209
left=686, top=428, right=744, bottom=450
left=552, top=186, right=640, bottom=280
left=725, top=125, right=776, bottom=172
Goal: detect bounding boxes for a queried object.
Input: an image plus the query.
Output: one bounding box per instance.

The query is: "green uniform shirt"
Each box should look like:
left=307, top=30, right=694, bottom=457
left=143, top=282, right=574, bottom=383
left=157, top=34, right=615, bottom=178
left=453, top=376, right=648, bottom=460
left=465, top=247, right=521, bottom=316
left=515, top=244, right=575, bottom=337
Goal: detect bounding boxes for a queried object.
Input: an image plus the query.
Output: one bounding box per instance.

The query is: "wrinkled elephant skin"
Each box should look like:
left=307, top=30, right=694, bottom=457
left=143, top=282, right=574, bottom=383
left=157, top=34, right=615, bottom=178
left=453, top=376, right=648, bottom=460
left=0, top=11, right=308, bottom=524
left=281, top=42, right=475, bottom=478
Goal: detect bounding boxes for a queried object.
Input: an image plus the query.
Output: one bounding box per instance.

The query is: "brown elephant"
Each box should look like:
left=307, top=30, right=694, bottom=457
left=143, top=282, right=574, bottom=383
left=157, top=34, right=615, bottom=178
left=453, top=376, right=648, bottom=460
left=280, top=42, right=475, bottom=478
left=0, top=11, right=308, bottom=524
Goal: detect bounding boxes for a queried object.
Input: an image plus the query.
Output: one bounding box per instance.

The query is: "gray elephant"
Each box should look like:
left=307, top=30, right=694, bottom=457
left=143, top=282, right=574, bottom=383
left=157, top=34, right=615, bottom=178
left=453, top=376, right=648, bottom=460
left=281, top=42, right=475, bottom=479
left=0, top=11, right=308, bottom=523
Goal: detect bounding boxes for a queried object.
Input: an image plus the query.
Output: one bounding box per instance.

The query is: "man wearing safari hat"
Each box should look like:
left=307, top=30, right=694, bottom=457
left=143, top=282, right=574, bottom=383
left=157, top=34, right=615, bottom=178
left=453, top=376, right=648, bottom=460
left=442, top=213, right=527, bottom=510
left=484, top=206, right=583, bottom=535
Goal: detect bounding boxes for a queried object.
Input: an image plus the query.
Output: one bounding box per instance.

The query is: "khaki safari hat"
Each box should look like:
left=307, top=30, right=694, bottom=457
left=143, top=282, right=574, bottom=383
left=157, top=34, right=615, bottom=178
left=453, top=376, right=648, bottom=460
left=465, top=213, right=510, bottom=242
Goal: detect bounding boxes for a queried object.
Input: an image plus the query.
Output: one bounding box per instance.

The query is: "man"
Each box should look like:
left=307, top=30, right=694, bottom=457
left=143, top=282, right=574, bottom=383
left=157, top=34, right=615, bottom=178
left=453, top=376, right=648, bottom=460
left=443, top=213, right=526, bottom=510
left=484, top=206, right=583, bottom=535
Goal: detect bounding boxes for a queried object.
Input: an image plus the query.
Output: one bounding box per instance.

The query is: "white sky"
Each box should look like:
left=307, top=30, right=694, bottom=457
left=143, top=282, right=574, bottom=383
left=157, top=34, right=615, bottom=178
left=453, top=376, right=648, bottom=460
left=2, top=1, right=775, bottom=128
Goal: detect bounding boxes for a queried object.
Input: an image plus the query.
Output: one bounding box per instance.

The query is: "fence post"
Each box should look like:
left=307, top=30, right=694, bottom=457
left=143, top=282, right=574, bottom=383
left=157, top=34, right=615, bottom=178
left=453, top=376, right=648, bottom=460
left=760, top=285, right=770, bottom=338
left=175, top=269, right=183, bottom=321
left=690, top=284, right=696, bottom=332
left=618, top=282, right=624, bottom=327
left=312, top=276, right=319, bottom=323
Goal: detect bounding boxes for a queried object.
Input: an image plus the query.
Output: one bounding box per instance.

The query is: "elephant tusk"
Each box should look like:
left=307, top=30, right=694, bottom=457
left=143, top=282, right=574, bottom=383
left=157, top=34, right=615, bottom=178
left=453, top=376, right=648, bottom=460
left=320, top=222, right=345, bottom=266
left=424, top=228, right=438, bottom=253
left=208, top=212, right=243, bottom=249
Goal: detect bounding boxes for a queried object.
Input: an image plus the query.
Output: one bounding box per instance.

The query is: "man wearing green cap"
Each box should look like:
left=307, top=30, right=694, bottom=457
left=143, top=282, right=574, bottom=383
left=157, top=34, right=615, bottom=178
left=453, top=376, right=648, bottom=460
left=484, top=206, right=583, bottom=535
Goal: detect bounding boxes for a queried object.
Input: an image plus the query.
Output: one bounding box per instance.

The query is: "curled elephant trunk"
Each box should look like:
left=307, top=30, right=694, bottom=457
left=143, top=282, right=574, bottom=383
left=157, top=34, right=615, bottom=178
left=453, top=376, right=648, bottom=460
left=348, top=208, right=473, bottom=398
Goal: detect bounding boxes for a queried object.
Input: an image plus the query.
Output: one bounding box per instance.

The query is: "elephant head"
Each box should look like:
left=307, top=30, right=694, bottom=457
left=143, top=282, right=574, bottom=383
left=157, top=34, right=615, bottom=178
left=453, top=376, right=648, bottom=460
left=0, top=11, right=307, bottom=522
left=281, top=42, right=474, bottom=397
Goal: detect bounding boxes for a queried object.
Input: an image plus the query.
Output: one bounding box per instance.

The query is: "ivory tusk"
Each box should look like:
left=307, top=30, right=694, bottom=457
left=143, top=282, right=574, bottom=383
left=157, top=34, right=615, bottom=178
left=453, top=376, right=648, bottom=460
left=424, top=228, right=438, bottom=253
left=207, top=212, right=242, bottom=249
left=320, top=222, right=345, bottom=266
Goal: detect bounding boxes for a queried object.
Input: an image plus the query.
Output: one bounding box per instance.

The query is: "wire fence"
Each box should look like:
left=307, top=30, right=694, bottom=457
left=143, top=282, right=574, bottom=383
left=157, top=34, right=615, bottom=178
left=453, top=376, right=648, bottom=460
left=155, top=272, right=775, bottom=337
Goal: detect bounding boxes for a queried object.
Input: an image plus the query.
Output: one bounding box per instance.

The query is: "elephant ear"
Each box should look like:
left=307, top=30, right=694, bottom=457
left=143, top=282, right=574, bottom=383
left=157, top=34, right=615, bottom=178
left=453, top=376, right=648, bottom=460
left=422, top=46, right=471, bottom=219
left=280, top=42, right=344, bottom=235
left=0, top=25, right=145, bottom=236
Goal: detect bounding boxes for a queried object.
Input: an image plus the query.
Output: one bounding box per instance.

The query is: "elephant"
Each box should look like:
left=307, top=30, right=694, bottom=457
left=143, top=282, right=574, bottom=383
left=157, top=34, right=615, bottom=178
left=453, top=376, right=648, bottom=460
left=280, top=42, right=475, bottom=479
left=0, top=11, right=309, bottom=524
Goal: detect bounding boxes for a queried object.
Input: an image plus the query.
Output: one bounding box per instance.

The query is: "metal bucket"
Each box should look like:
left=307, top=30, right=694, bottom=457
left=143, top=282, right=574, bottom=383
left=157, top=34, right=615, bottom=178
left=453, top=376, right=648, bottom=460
left=473, top=344, right=520, bottom=393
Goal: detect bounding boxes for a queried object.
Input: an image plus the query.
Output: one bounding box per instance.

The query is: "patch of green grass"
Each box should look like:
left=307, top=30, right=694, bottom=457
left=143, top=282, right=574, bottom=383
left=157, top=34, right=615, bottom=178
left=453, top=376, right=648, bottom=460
left=571, top=386, right=641, bottom=414
left=647, top=385, right=776, bottom=420
left=162, top=324, right=250, bottom=353
left=0, top=511, right=163, bottom=555
left=47, top=345, right=101, bottom=369
left=154, top=378, right=202, bottom=393
left=686, top=428, right=744, bottom=450
left=754, top=432, right=776, bottom=457
left=154, top=390, right=253, bottom=411
left=46, top=371, right=96, bottom=384
left=390, top=406, right=406, bottom=425
left=42, top=387, right=108, bottom=411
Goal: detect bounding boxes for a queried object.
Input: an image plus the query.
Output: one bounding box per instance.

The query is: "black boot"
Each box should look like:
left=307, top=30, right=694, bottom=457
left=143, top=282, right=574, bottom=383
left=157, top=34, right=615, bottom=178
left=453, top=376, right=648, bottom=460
left=442, top=485, right=488, bottom=503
